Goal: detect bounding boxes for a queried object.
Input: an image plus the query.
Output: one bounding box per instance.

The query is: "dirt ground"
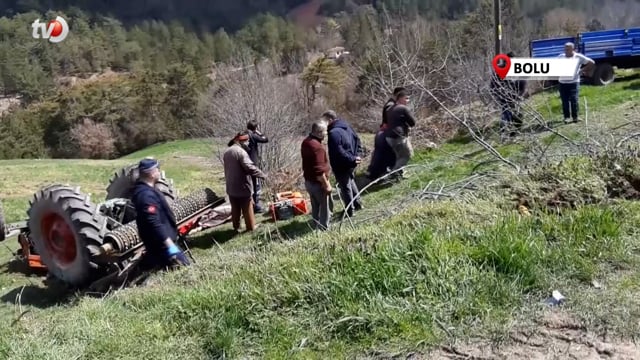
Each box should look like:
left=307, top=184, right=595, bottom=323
left=398, top=311, right=640, bottom=360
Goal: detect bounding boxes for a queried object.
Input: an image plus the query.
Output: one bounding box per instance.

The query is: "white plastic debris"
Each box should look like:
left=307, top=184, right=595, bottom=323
left=544, top=290, right=566, bottom=306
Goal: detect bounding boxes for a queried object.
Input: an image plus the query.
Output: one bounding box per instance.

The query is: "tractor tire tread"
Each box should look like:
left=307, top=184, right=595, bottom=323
left=27, top=184, right=108, bottom=286
left=105, top=164, right=177, bottom=203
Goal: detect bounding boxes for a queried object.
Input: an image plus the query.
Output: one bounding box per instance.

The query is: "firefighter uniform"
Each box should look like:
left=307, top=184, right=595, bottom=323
left=131, top=159, right=189, bottom=269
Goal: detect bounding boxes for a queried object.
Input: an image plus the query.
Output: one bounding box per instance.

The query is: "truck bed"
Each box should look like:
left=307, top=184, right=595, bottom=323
left=530, top=28, right=640, bottom=68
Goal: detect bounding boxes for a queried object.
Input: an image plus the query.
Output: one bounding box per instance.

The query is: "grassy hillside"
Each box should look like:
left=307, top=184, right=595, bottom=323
left=1, top=74, right=640, bottom=358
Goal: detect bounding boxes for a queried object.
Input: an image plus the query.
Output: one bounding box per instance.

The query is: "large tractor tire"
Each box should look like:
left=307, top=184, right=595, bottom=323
left=0, top=201, right=5, bottom=242
left=591, top=63, right=615, bottom=86
left=105, top=163, right=177, bottom=204
left=27, top=184, right=108, bottom=286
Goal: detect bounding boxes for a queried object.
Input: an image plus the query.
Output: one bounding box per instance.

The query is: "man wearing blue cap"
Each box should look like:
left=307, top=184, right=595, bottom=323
left=131, top=158, right=190, bottom=270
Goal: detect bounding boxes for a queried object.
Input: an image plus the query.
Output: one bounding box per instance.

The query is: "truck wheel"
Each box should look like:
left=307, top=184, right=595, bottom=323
left=106, top=163, right=176, bottom=204
left=27, top=184, right=108, bottom=286
left=592, top=63, right=615, bottom=86
left=0, top=201, right=5, bottom=242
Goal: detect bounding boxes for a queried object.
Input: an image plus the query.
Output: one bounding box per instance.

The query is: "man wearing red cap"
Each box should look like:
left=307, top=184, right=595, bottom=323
left=223, top=131, right=267, bottom=232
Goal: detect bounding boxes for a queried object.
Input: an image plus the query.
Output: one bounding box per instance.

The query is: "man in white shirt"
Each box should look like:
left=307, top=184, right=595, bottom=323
left=557, top=42, right=595, bottom=123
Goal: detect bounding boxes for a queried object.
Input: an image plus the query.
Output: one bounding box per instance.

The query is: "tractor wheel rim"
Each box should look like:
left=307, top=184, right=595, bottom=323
left=41, top=212, right=77, bottom=267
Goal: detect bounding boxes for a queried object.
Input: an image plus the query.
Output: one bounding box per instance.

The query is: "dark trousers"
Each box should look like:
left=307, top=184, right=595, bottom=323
left=251, top=176, right=263, bottom=211
left=499, top=105, right=522, bottom=133
left=335, top=169, right=362, bottom=215
left=367, top=131, right=396, bottom=180
left=559, top=82, right=579, bottom=120
left=305, top=180, right=331, bottom=230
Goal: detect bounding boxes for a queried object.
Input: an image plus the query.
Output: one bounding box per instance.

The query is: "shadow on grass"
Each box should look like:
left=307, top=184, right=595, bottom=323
left=623, top=82, right=640, bottom=91
left=0, top=256, right=48, bottom=277
left=0, top=283, right=74, bottom=309
left=265, top=218, right=315, bottom=240
left=617, top=73, right=640, bottom=83
left=187, top=228, right=239, bottom=250
left=354, top=174, right=395, bottom=195
left=519, top=118, right=570, bottom=134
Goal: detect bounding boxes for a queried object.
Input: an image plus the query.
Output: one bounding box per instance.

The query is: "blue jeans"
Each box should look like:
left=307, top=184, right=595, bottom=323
left=559, top=83, right=579, bottom=120
left=335, top=170, right=362, bottom=215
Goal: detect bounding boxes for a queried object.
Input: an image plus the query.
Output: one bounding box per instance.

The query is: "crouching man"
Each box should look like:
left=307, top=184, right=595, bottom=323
left=131, top=158, right=190, bottom=271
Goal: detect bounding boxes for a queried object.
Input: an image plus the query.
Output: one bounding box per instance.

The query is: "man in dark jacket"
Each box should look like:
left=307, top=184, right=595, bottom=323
left=489, top=52, right=527, bottom=137
left=367, top=125, right=396, bottom=181
left=131, top=158, right=190, bottom=271
left=381, top=86, right=406, bottom=128
left=323, top=110, right=363, bottom=217
left=246, top=120, right=269, bottom=213
left=384, top=90, right=416, bottom=179
left=366, top=87, right=404, bottom=181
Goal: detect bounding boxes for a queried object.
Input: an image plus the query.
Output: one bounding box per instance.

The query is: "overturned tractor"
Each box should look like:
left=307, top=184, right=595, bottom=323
left=1, top=163, right=231, bottom=291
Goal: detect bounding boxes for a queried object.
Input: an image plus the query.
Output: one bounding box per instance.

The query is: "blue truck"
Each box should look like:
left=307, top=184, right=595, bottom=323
left=529, top=27, right=640, bottom=85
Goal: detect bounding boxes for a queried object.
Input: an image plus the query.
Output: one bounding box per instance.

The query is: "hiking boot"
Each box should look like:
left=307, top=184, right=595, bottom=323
left=563, top=118, right=572, bottom=123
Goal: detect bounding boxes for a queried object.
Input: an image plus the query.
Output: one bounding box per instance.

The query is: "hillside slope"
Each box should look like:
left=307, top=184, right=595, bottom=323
left=0, top=75, right=640, bottom=358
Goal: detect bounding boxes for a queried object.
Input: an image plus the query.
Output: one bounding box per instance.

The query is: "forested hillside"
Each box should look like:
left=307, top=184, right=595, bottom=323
left=0, top=0, right=639, bottom=161
left=0, top=0, right=637, bottom=31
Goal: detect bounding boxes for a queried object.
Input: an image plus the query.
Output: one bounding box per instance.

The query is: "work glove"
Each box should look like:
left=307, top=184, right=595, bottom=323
left=166, top=243, right=191, bottom=267
left=167, top=243, right=182, bottom=257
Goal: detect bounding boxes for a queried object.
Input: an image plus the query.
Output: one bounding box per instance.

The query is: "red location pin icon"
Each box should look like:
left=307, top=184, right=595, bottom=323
left=492, top=54, right=511, bottom=80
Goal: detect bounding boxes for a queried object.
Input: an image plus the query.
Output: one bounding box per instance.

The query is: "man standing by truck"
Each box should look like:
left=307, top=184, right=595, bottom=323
left=558, top=42, right=595, bottom=123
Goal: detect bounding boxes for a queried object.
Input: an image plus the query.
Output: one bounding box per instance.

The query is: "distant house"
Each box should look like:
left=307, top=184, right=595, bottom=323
left=325, top=47, right=350, bottom=60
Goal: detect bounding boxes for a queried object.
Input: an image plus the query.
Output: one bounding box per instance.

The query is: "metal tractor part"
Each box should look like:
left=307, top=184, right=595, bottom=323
left=26, top=184, right=224, bottom=287
left=105, top=163, right=177, bottom=224
left=27, top=184, right=109, bottom=285
left=106, top=163, right=177, bottom=203
left=102, top=188, right=221, bottom=253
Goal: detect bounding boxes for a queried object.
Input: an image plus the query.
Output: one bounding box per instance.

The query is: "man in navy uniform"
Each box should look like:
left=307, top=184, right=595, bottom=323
left=131, top=158, right=190, bottom=270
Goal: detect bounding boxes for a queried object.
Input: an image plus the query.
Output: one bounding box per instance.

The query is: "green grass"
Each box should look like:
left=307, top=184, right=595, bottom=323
left=1, top=76, right=640, bottom=358
left=532, top=70, right=640, bottom=121
left=0, top=138, right=223, bottom=223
